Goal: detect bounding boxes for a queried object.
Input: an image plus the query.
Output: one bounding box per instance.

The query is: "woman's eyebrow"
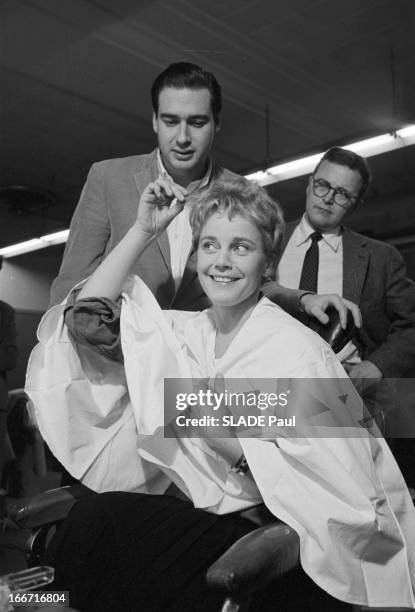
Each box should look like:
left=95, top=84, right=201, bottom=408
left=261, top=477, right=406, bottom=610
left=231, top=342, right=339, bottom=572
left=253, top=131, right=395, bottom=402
left=230, top=236, right=257, bottom=245
left=200, top=235, right=256, bottom=244
left=199, top=234, right=217, bottom=240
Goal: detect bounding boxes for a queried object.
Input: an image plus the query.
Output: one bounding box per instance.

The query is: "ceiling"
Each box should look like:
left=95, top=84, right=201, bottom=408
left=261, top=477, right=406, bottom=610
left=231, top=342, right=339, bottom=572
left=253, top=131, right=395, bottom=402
left=1, top=0, right=415, bottom=249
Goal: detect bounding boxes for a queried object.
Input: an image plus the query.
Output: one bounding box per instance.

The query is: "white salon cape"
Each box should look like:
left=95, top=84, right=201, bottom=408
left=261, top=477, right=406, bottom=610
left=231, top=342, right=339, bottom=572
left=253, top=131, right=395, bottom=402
left=26, top=276, right=415, bottom=608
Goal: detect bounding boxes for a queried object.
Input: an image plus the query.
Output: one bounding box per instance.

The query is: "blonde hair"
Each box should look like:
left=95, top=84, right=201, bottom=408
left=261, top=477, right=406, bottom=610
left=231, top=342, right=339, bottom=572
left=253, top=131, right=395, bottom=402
left=190, top=176, right=285, bottom=276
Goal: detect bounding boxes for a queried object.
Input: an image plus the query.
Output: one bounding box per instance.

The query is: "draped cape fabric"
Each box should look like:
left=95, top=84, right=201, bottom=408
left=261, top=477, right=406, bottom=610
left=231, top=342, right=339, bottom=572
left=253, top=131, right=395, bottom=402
left=26, top=275, right=415, bottom=608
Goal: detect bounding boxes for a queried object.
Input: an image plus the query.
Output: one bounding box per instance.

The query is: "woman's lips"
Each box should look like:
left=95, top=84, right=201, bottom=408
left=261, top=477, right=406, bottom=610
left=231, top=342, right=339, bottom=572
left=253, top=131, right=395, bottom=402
left=210, top=276, right=239, bottom=283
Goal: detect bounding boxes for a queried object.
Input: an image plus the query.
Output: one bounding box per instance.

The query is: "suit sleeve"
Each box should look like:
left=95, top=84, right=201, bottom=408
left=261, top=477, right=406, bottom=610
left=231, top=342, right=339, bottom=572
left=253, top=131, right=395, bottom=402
left=365, top=246, right=415, bottom=377
left=0, top=303, right=18, bottom=371
left=49, top=163, right=110, bottom=306
left=261, top=280, right=308, bottom=317
left=64, top=297, right=122, bottom=363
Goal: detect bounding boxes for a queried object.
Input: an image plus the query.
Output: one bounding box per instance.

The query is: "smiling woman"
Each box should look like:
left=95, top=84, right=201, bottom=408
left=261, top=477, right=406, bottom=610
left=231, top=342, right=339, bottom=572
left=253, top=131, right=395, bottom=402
left=197, top=213, right=268, bottom=311
left=25, top=176, right=415, bottom=611
left=190, top=179, right=284, bottom=356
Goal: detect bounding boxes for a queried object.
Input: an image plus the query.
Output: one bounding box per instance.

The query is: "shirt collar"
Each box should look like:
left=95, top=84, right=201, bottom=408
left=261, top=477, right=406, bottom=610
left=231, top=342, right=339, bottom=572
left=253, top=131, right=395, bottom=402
left=295, top=214, right=343, bottom=253
left=156, top=149, right=212, bottom=195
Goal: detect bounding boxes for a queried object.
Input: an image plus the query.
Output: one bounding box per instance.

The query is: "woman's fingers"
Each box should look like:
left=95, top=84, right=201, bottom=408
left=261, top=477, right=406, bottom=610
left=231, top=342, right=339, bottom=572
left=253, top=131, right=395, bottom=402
left=146, top=178, right=188, bottom=205
left=137, top=178, right=189, bottom=235
left=167, top=197, right=186, bottom=218
left=171, top=183, right=188, bottom=203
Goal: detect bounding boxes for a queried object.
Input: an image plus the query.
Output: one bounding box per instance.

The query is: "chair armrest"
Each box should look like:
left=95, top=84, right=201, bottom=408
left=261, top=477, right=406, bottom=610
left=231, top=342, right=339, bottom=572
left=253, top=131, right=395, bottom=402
left=310, top=306, right=355, bottom=354
left=206, top=521, right=300, bottom=599
left=9, top=484, right=95, bottom=529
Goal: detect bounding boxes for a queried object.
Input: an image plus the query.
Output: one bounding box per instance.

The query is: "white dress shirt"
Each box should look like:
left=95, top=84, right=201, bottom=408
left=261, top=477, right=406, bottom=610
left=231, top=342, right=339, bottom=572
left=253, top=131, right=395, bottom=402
left=157, top=150, right=212, bottom=290
left=277, top=215, right=360, bottom=364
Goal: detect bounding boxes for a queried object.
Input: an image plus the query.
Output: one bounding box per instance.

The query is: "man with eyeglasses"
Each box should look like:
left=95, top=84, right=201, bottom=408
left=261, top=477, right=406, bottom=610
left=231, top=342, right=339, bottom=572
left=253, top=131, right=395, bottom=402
left=272, top=146, right=415, bottom=392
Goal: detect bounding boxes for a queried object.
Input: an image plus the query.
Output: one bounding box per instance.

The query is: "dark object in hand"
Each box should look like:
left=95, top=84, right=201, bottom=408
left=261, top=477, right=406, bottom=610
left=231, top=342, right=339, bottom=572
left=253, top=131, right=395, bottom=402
left=310, top=306, right=355, bottom=354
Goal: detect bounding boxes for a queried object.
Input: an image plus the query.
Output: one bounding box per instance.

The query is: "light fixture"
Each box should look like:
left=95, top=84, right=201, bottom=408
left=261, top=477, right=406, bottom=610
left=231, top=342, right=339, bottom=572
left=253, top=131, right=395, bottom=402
left=245, top=124, right=415, bottom=186
left=0, top=230, right=69, bottom=258
left=0, top=125, right=414, bottom=258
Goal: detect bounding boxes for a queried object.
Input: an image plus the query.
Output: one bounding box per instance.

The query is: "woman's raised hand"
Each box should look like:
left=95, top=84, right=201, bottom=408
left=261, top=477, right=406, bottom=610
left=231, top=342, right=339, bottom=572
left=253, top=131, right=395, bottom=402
left=77, top=178, right=188, bottom=300
left=135, top=177, right=188, bottom=238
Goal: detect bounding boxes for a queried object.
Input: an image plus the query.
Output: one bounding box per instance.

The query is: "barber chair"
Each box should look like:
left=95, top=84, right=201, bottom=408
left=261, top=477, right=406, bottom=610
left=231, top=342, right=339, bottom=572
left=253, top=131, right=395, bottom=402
left=8, top=309, right=355, bottom=612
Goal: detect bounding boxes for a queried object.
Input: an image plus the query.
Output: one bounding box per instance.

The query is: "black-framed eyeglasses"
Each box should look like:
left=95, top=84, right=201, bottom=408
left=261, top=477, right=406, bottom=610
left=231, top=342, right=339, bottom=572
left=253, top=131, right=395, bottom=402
left=312, top=178, right=358, bottom=208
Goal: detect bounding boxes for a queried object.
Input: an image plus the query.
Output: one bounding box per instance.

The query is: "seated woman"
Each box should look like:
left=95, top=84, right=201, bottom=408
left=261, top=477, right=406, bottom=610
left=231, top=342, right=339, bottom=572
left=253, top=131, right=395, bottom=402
left=26, top=177, right=415, bottom=611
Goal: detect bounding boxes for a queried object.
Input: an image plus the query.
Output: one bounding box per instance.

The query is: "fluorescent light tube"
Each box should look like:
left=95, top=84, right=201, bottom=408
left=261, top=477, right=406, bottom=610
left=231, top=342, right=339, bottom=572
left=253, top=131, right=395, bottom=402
left=1, top=125, right=413, bottom=257
left=247, top=124, right=415, bottom=186
left=0, top=230, right=69, bottom=258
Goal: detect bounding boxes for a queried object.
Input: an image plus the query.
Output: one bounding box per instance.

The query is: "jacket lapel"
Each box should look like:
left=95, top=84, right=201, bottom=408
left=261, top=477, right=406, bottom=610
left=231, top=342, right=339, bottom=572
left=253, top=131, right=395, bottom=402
left=342, top=228, right=369, bottom=303
left=282, top=221, right=369, bottom=304
left=172, top=163, right=219, bottom=305
left=174, top=248, right=201, bottom=305
left=133, top=150, right=171, bottom=270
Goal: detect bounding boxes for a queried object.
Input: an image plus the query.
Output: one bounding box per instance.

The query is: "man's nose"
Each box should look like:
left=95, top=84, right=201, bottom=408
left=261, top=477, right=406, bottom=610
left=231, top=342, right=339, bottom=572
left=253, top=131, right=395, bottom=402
left=323, top=187, right=336, bottom=205
left=176, top=122, right=191, bottom=146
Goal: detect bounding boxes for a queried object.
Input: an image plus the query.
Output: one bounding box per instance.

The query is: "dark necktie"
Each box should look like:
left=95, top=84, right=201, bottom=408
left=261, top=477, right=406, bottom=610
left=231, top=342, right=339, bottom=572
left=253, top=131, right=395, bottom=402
left=299, top=231, right=323, bottom=292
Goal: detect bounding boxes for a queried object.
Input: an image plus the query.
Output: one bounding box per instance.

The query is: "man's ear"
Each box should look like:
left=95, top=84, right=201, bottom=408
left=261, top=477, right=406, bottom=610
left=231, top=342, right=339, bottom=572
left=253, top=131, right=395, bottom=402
left=215, top=121, right=221, bottom=133
left=152, top=112, right=158, bottom=134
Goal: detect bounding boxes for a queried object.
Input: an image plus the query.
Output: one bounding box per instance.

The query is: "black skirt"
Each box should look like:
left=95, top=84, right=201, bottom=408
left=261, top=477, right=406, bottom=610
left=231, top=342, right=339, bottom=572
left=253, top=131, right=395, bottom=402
left=46, top=492, right=255, bottom=612
left=46, top=491, right=351, bottom=612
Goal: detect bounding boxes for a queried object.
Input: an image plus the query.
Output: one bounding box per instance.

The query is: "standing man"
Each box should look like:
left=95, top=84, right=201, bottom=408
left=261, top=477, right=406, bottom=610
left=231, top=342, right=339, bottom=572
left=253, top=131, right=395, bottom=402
left=50, top=63, right=358, bottom=325
left=50, top=62, right=225, bottom=310
left=272, top=146, right=415, bottom=383
left=266, top=147, right=415, bottom=483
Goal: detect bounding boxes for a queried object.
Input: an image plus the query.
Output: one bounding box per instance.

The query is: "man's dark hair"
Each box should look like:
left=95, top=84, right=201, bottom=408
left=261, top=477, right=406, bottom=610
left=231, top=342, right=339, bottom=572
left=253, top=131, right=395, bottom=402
left=151, top=62, right=222, bottom=125
left=314, top=147, right=372, bottom=201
